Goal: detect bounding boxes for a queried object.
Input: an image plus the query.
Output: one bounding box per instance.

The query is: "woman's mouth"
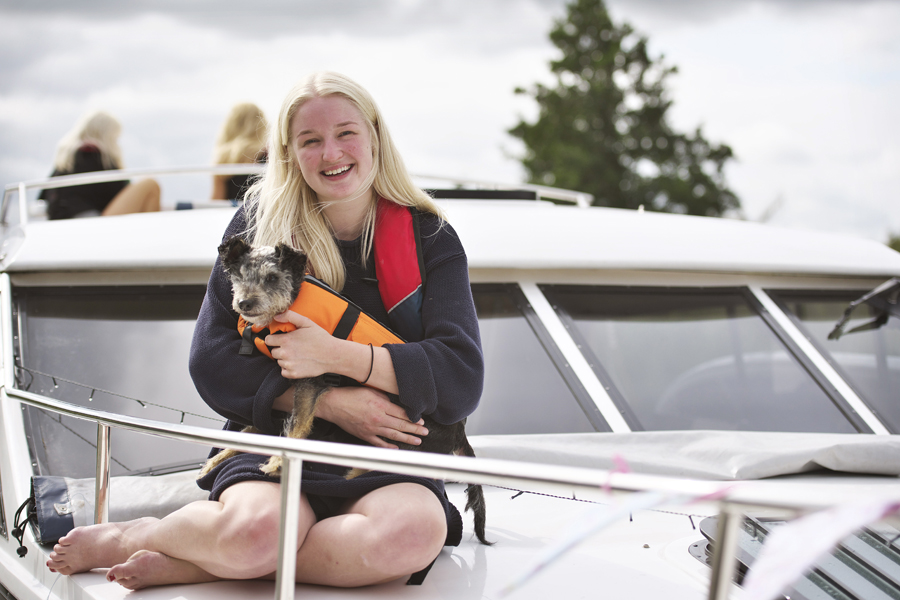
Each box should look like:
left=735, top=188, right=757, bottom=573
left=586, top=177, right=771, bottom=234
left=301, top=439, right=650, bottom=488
left=322, top=165, right=352, bottom=178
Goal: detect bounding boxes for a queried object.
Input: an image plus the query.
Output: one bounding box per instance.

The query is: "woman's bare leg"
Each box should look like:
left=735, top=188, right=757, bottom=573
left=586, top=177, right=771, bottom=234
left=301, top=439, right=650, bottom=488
left=48, top=480, right=446, bottom=589
left=102, top=178, right=160, bottom=216
left=107, top=550, right=220, bottom=590
left=292, top=482, right=447, bottom=587
left=48, top=481, right=316, bottom=581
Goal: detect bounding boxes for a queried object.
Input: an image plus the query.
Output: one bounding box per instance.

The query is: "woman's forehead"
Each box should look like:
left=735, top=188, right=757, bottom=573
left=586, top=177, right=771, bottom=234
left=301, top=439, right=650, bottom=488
left=291, top=95, right=366, bottom=137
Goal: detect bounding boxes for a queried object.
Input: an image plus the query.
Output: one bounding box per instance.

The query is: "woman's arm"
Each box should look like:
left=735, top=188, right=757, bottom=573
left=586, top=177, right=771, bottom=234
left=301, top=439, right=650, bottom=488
left=386, top=249, right=483, bottom=425
left=266, top=312, right=398, bottom=394
left=211, top=175, right=228, bottom=200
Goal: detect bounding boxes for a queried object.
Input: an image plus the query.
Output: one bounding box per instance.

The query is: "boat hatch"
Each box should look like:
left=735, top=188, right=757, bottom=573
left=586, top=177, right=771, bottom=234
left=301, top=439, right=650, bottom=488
left=693, top=514, right=900, bottom=600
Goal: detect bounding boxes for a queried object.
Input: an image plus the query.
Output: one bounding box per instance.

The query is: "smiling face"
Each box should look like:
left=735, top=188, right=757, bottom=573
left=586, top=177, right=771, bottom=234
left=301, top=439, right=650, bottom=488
left=290, top=94, right=375, bottom=205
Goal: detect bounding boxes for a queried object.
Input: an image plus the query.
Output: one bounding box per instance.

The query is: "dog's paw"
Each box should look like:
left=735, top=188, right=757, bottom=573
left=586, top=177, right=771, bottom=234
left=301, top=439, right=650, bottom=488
left=343, top=467, right=369, bottom=480
left=197, top=449, right=239, bottom=478
left=259, top=456, right=283, bottom=476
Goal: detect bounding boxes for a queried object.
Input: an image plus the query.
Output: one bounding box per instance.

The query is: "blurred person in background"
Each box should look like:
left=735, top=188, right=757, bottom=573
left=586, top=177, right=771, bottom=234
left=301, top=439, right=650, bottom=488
left=40, top=111, right=160, bottom=219
left=211, top=102, right=268, bottom=201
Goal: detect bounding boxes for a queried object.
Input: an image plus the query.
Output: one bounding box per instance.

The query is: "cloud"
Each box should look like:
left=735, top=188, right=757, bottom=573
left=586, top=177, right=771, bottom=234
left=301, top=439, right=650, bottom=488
left=606, top=0, right=891, bottom=26
left=0, top=0, right=568, bottom=46
left=2, top=0, right=898, bottom=242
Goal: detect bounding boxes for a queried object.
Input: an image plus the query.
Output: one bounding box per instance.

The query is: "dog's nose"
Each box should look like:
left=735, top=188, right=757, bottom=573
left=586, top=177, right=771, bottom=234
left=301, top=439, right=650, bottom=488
left=238, top=298, right=255, bottom=312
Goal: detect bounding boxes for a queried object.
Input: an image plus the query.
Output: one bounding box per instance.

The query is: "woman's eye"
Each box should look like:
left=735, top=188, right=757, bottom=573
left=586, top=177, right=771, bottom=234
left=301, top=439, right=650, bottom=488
left=301, top=138, right=318, bottom=147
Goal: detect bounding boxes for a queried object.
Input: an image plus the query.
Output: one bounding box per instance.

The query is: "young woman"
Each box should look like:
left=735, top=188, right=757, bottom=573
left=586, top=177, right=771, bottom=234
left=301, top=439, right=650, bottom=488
left=210, top=102, right=269, bottom=201
left=40, top=111, right=160, bottom=219
left=46, top=72, right=484, bottom=590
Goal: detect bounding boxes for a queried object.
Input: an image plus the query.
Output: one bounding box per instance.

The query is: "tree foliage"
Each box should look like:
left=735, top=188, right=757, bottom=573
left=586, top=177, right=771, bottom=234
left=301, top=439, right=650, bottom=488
left=888, top=234, right=900, bottom=253
left=510, top=0, right=741, bottom=216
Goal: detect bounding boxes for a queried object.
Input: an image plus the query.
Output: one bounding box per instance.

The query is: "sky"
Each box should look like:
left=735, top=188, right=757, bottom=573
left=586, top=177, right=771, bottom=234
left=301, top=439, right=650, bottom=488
left=1, top=0, right=898, bottom=243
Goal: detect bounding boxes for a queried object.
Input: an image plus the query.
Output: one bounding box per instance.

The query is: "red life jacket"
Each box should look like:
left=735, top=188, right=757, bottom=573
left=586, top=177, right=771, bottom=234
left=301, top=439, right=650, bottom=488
left=237, top=197, right=425, bottom=357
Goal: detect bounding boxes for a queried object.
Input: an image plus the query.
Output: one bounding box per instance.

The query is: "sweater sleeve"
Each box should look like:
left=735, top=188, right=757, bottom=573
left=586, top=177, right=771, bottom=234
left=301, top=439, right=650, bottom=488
left=189, top=208, right=292, bottom=435
left=385, top=219, right=484, bottom=425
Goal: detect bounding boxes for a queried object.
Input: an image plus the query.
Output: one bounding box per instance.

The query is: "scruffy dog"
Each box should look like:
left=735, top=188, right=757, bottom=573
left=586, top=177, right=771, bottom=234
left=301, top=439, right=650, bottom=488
left=199, top=235, right=492, bottom=545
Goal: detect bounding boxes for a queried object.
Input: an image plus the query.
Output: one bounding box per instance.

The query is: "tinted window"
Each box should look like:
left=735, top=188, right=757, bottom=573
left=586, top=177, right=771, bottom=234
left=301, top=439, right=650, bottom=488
left=542, top=285, right=858, bottom=433
left=469, top=284, right=603, bottom=435
left=14, top=286, right=220, bottom=478
left=771, top=290, right=900, bottom=433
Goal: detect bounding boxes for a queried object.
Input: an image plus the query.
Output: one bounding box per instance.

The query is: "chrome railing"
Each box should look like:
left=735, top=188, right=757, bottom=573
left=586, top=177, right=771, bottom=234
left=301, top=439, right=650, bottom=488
left=1, top=166, right=594, bottom=228
left=5, top=385, right=898, bottom=600
left=0, top=164, right=265, bottom=226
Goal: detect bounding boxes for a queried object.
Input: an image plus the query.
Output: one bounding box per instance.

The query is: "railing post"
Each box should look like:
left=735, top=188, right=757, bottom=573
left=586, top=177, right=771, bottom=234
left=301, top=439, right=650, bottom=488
left=95, top=423, right=111, bottom=525
left=275, top=456, right=302, bottom=600
left=707, top=505, right=741, bottom=600
left=17, top=182, right=28, bottom=227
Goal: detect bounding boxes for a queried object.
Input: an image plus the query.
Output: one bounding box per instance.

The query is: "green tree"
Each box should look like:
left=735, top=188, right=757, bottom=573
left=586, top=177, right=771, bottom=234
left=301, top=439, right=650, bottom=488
left=510, top=0, right=740, bottom=216
left=888, top=234, right=900, bottom=253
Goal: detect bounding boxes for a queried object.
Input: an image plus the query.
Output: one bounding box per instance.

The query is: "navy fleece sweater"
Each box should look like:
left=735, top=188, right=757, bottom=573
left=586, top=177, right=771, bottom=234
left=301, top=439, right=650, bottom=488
left=189, top=206, right=484, bottom=441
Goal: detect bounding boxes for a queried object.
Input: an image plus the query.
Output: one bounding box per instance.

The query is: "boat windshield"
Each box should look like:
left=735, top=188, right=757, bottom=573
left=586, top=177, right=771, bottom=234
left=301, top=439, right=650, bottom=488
left=14, top=285, right=218, bottom=478
left=540, top=285, right=861, bottom=433
left=769, top=289, right=900, bottom=434
left=468, top=284, right=604, bottom=435
left=13, top=282, right=606, bottom=478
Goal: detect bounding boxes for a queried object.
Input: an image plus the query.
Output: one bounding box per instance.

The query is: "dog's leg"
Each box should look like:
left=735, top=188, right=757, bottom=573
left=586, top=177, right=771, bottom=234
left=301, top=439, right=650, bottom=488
left=260, top=378, right=330, bottom=475
left=197, top=426, right=261, bottom=478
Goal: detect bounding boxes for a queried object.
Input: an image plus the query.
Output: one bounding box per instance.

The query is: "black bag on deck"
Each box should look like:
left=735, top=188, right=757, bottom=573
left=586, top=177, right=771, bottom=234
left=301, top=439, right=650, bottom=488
left=12, top=476, right=76, bottom=556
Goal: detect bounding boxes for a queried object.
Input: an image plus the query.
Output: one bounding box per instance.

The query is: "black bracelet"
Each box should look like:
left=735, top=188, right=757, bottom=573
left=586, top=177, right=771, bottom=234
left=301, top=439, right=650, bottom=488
left=360, top=343, right=374, bottom=385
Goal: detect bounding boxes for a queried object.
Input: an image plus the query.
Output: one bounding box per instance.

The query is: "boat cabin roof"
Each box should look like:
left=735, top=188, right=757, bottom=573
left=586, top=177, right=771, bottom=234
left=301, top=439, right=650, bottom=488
left=3, top=199, right=900, bottom=279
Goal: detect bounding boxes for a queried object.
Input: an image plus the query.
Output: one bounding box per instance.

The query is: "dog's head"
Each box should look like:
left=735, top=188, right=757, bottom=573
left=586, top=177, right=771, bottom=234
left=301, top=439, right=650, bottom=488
left=218, top=236, right=309, bottom=325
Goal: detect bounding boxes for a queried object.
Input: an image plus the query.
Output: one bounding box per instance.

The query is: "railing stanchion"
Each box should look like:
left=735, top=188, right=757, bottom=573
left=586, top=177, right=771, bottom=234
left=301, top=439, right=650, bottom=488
left=707, top=504, right=741, bottom=600
left=17, top=182, right=27, bottom=227
left=275, top=455, right=302, bottom=600
left=95, top=423, right=111, bottom=525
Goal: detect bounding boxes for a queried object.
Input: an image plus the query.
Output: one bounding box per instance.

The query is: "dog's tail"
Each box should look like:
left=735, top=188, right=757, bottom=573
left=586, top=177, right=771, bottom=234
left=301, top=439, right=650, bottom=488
left=459, top=436, right=494, bottom=546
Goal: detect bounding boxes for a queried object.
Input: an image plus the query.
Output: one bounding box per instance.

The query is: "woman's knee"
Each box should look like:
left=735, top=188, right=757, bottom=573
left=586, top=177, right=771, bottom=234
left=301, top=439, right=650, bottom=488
left=137, top=178, right=161, bottom=207
left=214, top=485, right=288, bottom=573
left=361, top=487, right=447, bottom=573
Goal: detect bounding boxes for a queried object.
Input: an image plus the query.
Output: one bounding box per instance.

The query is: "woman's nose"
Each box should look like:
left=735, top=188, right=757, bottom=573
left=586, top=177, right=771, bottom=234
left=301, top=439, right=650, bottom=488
left=322, top=137, right=342, bottom=162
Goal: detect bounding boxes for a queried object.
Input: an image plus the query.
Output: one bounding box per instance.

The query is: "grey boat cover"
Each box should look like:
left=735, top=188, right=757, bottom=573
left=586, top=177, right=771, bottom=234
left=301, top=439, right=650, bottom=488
left=471, top=431, right=900, bottom=480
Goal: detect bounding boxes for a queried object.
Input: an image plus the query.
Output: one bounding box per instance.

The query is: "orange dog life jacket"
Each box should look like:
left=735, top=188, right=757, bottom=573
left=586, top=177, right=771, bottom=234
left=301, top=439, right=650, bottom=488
left=238, top=275, right=405, bottom=359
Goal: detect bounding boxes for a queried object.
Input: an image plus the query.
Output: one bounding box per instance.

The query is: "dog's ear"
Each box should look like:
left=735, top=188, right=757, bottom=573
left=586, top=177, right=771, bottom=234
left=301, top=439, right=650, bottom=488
left=274, top=243, right=309, bottom=280
left=218, top=236, right=250, bottom=272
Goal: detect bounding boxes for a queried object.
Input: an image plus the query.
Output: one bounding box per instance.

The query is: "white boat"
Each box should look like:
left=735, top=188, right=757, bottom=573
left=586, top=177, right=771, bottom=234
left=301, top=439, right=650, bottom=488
left=1, top=166, right=899, bottom=600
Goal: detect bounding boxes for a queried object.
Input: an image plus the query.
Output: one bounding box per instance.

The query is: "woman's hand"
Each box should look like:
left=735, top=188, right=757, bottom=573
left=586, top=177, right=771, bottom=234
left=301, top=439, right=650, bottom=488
left=266, top=310, right=400, bottom=394
left=266, top=311, right=337, bottom=380
left=316, top=386, right=428, bottom=449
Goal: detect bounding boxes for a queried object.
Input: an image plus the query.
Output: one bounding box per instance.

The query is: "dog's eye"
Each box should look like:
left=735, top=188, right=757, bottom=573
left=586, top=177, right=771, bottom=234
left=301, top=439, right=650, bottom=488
left=266, top=274, right=278, bottom=284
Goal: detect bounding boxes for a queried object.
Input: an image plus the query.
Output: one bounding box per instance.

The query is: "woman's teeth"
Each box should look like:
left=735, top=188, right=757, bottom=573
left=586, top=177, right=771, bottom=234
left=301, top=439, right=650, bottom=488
left=324, top=165, right=351, bottom=176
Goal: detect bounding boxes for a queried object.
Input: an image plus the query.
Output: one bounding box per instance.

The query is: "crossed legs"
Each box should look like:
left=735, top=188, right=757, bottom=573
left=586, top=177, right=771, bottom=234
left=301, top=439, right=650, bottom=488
left=47, top=481, right=446, bottom=590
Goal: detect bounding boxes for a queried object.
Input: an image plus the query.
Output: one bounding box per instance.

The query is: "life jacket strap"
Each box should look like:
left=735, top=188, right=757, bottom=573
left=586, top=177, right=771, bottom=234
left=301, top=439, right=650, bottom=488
left=332, top=303, right=360, bottom=340
left=240, top=325, right=257, bottom=356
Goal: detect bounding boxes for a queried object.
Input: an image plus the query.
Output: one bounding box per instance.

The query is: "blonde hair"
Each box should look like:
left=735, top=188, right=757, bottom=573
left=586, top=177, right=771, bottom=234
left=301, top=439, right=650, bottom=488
left=246, top=72, right=443, bottom=291
left=53, top=111, right=124, bottom=172
left=213, top=102, right=268, bottom=165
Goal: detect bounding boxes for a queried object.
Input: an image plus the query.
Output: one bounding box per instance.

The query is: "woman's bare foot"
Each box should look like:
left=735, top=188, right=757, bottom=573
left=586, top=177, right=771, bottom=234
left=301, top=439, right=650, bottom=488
left=47, top=517, right=158, bottom=575
left=107, top=550, right=220, bottom=590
